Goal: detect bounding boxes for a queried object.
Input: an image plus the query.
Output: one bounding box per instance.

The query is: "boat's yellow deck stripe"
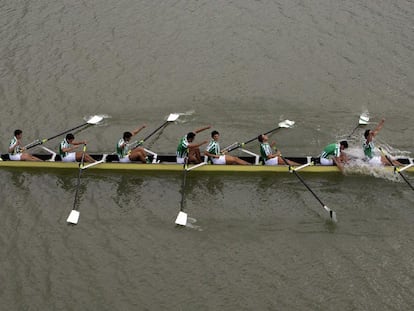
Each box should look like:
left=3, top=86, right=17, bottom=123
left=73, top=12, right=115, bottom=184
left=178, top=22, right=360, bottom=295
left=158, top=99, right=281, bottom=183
left=0, top=161, right=412, bottom=173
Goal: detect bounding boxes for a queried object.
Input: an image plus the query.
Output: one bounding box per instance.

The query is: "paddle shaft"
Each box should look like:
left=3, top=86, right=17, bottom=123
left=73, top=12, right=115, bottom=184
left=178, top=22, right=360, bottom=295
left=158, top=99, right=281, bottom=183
left=380, top=148, right=414, bottom=191
left=347, top=124, right=360, bottom=138
left=180, top=159, right=189, bottom=211
left=280, top=155, right=335, bottom=219
left=26, top=122, right=91, bottom=150
left=133, top=120, right=172, bottom=149
left=226, top=125, right=285, bottom=152
left=143, top=121, right=169, bottom=143
left=72, top=145, right=87, bottom=210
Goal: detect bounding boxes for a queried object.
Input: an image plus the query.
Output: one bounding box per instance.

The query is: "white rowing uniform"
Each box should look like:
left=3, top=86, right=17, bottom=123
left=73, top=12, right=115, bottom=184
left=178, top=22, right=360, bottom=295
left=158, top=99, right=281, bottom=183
left=9, top=136, right=22, bottom=161
left=260, top=142, right=279, bottom=165
left=206, top=140, right=226, bottom=164
left=59, top=138, right=77, bottom=162
left=116, top=138, right=132, bottom=162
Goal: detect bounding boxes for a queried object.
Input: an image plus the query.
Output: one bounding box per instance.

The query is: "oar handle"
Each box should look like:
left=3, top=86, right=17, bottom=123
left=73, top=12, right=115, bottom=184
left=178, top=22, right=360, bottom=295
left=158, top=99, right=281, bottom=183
left=79, top=144, right=87, bottom=168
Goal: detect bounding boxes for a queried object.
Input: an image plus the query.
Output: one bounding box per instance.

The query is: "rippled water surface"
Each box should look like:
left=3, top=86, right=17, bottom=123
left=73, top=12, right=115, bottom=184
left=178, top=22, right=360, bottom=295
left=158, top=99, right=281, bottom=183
left=1, top=1, right=413, bottom=310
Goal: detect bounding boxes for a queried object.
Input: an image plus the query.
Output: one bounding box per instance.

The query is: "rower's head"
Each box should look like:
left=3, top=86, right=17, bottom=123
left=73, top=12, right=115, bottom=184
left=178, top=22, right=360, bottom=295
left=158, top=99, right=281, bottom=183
left=123, top=131, right=133, bottom=141
left=340, top=140, right=348, bottom=150
left=66, top=133, right=75, bottom=143
left=364, top=129, right=371, bottom=139
left=14, top=129, right=22, bottom=138
left=187, top=132, right=196, bottom=142
left=211, top=130, right=220, bottom=140
left=257, top=134, right=268, bottom=143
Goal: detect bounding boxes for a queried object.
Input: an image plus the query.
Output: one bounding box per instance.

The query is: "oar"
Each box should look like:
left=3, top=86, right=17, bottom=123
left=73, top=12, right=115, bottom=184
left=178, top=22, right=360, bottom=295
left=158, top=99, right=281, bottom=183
left=347, top=113, right=370, bottom=138
left=67, top=144, right=87, bottom=225
left=280, top=155, right=337, bottom=222
left=175, top=160, right=208, bottom=226
left=224, top=119, right=295, bottom=152
left=25, top=115, right=104, bottom=150
left=175, top=158, right=189, bottom=226
left=379, top=147, right=414, bottom=191
left=134, top=113, right=180, bottom=147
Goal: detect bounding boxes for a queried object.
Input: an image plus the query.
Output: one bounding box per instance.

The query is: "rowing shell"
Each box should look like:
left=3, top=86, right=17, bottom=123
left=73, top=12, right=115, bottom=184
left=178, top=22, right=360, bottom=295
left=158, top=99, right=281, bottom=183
left=1, top=154, right=413, bottom=173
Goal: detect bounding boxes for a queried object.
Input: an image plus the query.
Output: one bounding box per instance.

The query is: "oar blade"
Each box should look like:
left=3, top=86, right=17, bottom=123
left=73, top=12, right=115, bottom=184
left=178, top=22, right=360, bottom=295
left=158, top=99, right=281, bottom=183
left=358, top=113, right=370, bottom=125
left=330, top=210, right=337, bottom=222
left=167, top=113, right=180, bottom=122
left=323, top=206, right=337, bottom=222
left=67, top=210, right=80, bottom=224
left=278, top=120, right=295, bottom=128
left=175, top=211, right=188, bottom=226
left=86, top=115, right=104, bottom=125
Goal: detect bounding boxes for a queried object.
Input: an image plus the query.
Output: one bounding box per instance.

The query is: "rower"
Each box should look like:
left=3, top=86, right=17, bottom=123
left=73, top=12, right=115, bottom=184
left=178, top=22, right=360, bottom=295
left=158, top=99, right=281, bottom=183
left=257, top=134, right=299, bottom=166
left=59, top=133, right=96, bottom=163
left=363, top=118, right=402, bottom=166
left=205, top=130, right=250, bottom=165
left=116, top=125, right=149, bottom=163
left=320, top=141, right=348, bottom=173
left=8, top=129, right=43, bottom=161
left=176, top=125, right=211, bottom=164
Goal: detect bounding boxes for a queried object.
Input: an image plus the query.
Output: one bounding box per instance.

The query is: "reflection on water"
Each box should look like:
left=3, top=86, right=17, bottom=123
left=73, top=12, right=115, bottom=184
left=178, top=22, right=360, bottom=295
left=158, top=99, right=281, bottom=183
left=113, top=175, right=145, bottom=208
left=1, top=0, right=414, bottom=309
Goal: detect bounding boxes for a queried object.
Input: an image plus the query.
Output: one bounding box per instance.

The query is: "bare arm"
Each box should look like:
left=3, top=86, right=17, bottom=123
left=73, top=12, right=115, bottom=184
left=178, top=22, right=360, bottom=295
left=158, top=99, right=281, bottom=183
left=194, top=125, right=211, bottom=134
left=204, top=150, right=219, bottom=159
left=332, top=157, right=345, bottom=174
left=188, top=140, right=208, bottom=149
left=61, top=141, right=86, bottom=153
left=131, top=124, right=146, bottom=136
left=71, top=140, right=87, bottom=146
left=372, top=118, right=385, bottom=137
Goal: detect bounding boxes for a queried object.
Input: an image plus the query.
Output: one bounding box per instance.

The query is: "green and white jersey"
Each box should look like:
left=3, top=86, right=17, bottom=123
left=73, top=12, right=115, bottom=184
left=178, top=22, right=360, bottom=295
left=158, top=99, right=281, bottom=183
left=206, top=139, right=220, bottom=155
left=59, top=138, right=71, bottom=157
left=116, top=138, right=130, bottom=158
left=9, top=136, right=22, bottom=155
left=321, top=143, right=340, bottom=159
left=363, top=140, right=375, bottom=159
left=259, top=143, right=273, bottom=160
left=176, top=136, right=189, bottom=158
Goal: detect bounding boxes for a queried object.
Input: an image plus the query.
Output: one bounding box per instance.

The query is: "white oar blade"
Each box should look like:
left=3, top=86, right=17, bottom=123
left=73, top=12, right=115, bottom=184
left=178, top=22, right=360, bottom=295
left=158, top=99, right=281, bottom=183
left=324, top=205, right=337, bottom=222
left=175, top=211, right=188, bottom=226
left=67, top=210, right=80, bottom=224
left=358, top=113, right=370, bottom=125
left=331, top=211, right=337, bottom=222
left=167, top=113, right=180, bottom=122
left=86, top=115, right=104, bottom=125
left=278, top=120, right=295, bottom=128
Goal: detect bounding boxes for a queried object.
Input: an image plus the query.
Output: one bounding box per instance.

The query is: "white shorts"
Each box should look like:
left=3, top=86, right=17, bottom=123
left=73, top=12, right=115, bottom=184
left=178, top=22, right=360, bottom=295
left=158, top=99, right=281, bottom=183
left=119, top=156, right=131, bottom=163
left=62, top=152, right=76, bottom=162
left=320, top=157, right=334, bottom=166
left=212, top=155, right=226, bottom=165
left=264, top=157, right=279, bottom=166
left=367, top=156, right=382, bottom=166
left=176, top=157, right=186, bottom=164
left=9, top=153, right=22, bottom=161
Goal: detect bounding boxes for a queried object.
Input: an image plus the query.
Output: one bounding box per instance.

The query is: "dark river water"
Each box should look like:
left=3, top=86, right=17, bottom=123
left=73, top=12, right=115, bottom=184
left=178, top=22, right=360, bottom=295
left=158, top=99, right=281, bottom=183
left=1, top=1, right=413, bottom=310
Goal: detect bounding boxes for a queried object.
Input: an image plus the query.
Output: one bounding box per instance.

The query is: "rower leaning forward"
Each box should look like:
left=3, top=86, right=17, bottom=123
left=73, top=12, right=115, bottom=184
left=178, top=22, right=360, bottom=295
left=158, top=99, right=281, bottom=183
left=176, top=125, right=211, bottom=164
